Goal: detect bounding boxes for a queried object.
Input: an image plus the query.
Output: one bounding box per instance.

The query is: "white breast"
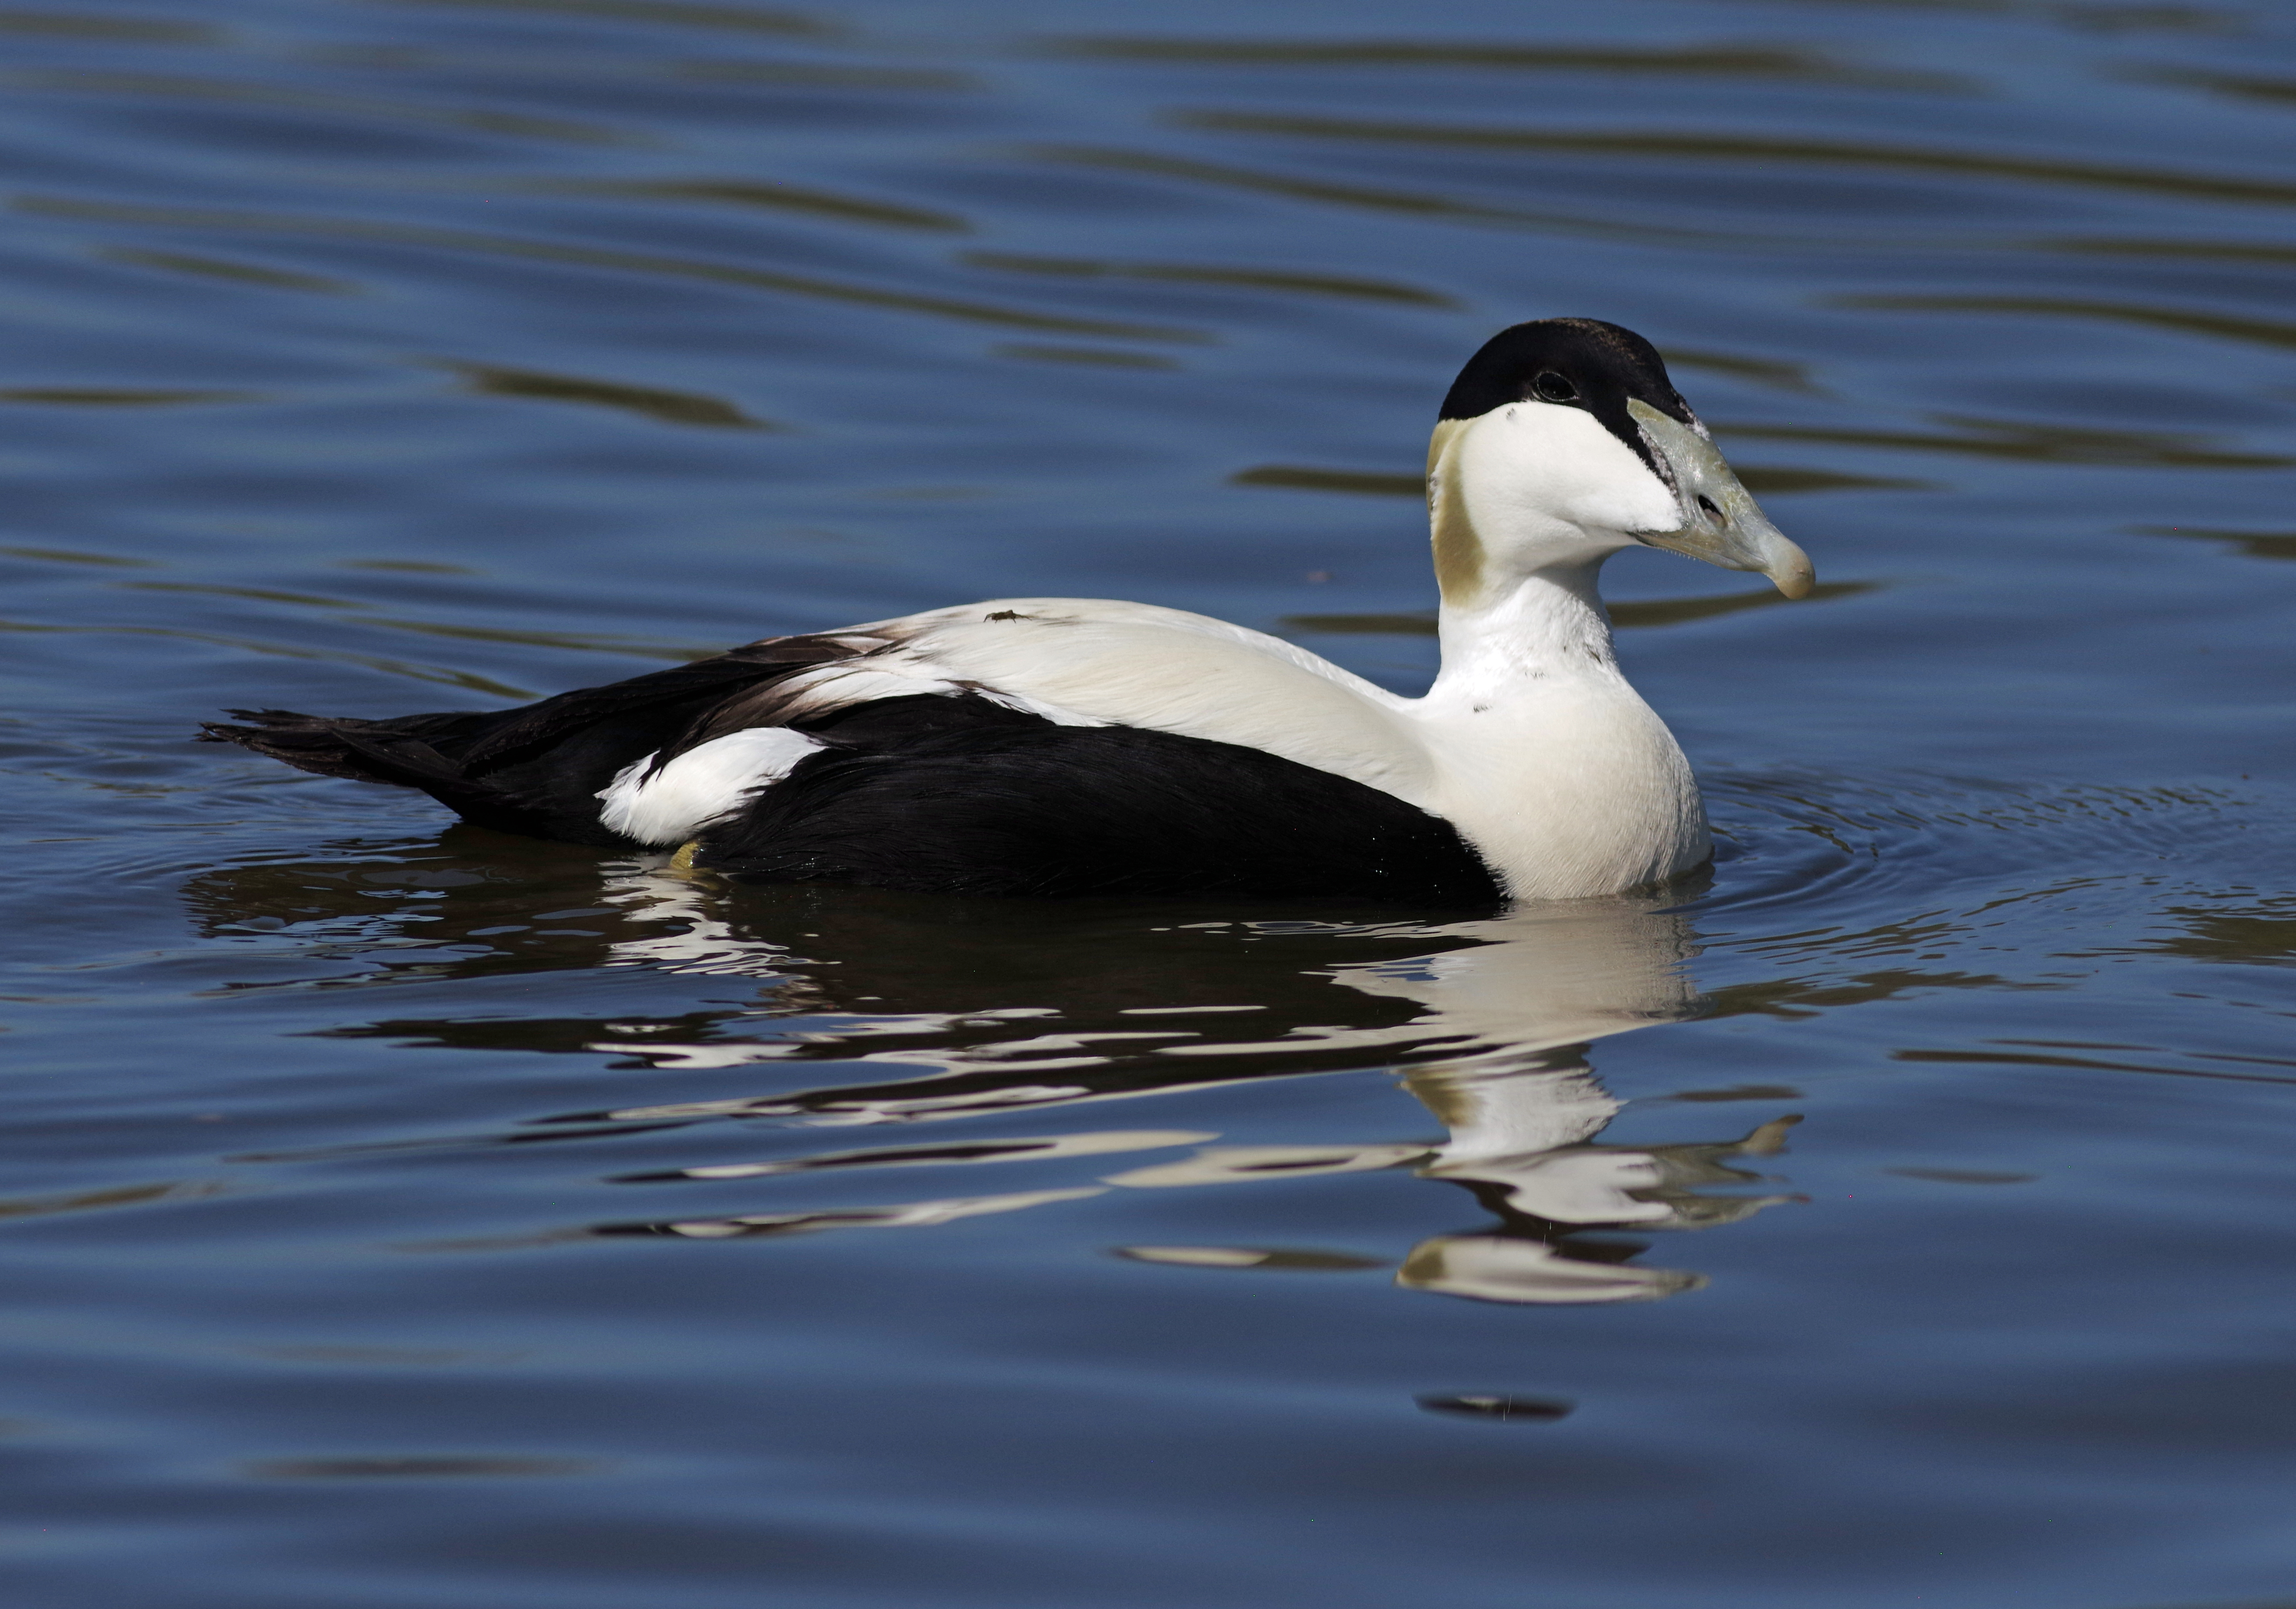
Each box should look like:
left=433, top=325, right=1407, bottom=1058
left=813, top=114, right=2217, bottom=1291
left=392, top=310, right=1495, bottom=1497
left=1417, top=677, right=1707, bottom=900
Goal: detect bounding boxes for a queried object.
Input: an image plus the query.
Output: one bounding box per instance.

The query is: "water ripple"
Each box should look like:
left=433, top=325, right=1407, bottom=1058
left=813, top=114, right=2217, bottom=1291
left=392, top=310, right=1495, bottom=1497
left=1171, top=110, right=2296, bottom=208
left=7, top=0, right=2296, bottom=1602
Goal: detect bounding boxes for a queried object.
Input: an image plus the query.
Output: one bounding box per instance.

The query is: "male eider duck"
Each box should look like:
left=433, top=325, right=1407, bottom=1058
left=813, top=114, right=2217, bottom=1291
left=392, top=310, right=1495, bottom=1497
left=203, top=319, right=1811, bottom=905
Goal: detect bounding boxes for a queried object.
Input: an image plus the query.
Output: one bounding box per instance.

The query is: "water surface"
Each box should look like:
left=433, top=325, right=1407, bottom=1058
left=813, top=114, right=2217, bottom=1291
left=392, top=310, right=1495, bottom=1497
left=4, top=0, right=2296, bottom=1604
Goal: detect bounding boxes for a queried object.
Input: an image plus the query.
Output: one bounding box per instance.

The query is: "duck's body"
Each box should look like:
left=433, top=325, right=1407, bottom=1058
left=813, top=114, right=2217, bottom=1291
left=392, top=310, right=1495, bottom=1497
left=204, top=319, right=1811, bottom=904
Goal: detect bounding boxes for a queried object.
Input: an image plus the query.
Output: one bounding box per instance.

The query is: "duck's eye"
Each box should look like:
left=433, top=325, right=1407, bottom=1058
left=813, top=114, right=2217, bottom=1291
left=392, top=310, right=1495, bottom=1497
left=1531, top=371, right=1579, bottom=403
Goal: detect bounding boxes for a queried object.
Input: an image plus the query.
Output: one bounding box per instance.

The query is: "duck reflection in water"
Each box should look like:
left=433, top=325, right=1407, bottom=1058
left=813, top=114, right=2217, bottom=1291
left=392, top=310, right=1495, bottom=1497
left=584, top=861, right=1803, bottom=1303
left=182, top=834, right=1802, bottom=1302
left=1110, top=1070, right=1796, bottom=1305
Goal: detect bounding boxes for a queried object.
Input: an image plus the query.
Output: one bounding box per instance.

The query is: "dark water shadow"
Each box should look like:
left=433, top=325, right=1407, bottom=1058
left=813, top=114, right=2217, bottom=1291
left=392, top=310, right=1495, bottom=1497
left=435, top=360, right=773, bottom=429
left=13, top=196, right=1211, bottom=344
left=1170, top=110, right=2296, bottom=209
left=384, top=0, right=839, bottom=39
left=1841, top=293, right=2296, bottom=353
left=2134, top=524, right=2296, bottom=561
left=1044, top=36, right=1974, bottom=94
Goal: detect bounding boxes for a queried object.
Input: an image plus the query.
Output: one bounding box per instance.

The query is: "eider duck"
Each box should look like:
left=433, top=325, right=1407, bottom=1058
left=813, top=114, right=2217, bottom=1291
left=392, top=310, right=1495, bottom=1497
left=203, top=318, right=1812, bottom=904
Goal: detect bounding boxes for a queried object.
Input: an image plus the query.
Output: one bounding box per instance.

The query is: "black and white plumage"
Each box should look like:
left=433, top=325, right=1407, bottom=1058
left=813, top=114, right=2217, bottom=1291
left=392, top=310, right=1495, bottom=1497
left=203, top=319, right=1813, bottom=904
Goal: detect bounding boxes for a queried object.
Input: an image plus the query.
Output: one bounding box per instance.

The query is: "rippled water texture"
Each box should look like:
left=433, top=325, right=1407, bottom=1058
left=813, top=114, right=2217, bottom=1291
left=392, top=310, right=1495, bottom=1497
left=5, top=0, right=2296, bottom=1604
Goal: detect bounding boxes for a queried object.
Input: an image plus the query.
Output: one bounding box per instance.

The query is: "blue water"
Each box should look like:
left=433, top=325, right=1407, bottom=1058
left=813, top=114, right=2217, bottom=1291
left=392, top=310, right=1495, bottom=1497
left=4, top=1, right=2296, bottom=1604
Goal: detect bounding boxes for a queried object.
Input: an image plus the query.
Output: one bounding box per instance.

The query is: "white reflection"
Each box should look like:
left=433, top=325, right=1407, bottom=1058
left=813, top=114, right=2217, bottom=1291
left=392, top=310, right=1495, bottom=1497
left=1335, top=897, right=1704, bottom=1067
left=597, top=857, right=792, bottom=977
left=1398, top=1237, right=1704, bottom=1305
left=647, top=1187, right=1106, bottom=1240
left=1108, top=897, right=1800, bottom=1304
left=588, top=882, right=1799, bottom=1298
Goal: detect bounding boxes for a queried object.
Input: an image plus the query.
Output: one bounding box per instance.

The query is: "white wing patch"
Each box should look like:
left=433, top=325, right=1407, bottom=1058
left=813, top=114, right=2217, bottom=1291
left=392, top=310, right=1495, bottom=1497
left=598, top=726, right=826, bottom=846
left=896, top=602, right=1435, bottom=805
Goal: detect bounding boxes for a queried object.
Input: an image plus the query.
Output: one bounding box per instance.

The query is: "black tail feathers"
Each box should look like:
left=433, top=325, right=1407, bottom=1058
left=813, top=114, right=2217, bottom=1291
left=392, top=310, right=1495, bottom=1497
left=200, top=706, right=606, bottom=841
left=200, top=707, right=488, bottom=783
left=199, top=638, right=849, bottom=846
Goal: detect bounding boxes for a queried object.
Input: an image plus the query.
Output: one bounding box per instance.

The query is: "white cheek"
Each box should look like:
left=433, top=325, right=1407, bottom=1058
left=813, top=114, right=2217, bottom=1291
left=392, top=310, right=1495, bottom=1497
left=1463, top=403, right=1679, bottom=536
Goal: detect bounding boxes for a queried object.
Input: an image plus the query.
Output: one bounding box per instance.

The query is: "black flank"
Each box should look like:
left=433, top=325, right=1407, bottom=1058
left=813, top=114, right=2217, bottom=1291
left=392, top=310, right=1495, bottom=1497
left=697, top=703, right=1502, bottom=905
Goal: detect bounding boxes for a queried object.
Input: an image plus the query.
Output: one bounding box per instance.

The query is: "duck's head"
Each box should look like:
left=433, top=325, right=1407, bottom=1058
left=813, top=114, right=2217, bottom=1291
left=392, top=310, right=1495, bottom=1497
left=1427, top=318, right=1813, bottom=605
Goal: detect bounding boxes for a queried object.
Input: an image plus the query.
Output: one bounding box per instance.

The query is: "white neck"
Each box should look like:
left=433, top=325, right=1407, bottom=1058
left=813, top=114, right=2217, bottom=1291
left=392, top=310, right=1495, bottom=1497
left=1431, top=558, right=1615, bottom=692
left=1406, top=560, right=1710, bottom=900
